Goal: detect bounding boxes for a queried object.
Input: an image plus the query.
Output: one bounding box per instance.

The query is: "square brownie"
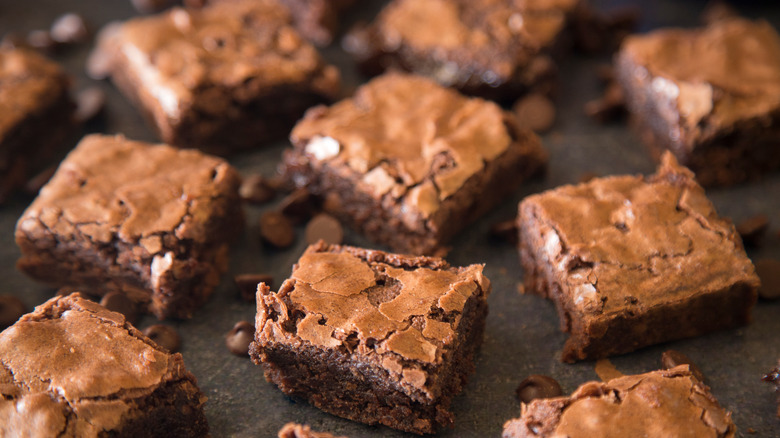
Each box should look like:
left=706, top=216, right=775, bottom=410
left=0, top=47, right=75, bottom=204
left=93, top=0, right=340, bottom=154
left=15, top=134, right=244, bottom=319
left=616, top=18, right=780, bottom=186
left=502, top=366, right=736, bottom=437
left=283, top=72, right=546, bottom=255
left=0, top=293, right=208, bottom=437
left=250, top=242, right=491, bottom=434
left=518, top=152, right=759, bottom=362
left=344, top=0, right=583, bottom=101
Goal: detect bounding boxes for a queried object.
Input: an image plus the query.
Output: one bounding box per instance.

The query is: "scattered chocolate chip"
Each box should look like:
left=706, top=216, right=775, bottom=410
left=701, top=0, right=738, bottom=25
left=234, top=273, right=273, bottom=303
left=305, top=213, right=343, bottom=245
left=226, top=321, right=254, bottom=356
left=516, top=375, right=563, bottom=403
left=75, top=86, right=106, bottom=123
left=50, top=13, right=90, bottom=44
left=278, top=188, right=316, bottom=224
left=754, top=258, right=780, bottom=301
left=0, top=295, right=27, bottom=330
left=512, top=93, right=556, bottom=134
left=585, top=82, right=625, bottom=123
left=143, top=324, right=181, bottom=353
left=736, top=214, right=769, bottom=247
left=24, top=165, right=58, bottom=195
left=100, top=292, right=139, bottom=325
left=260, top=211, right=295, bottom=249
left=239, top=174, right=276, bottom=205
left=578, top=171, right=599, bottom=184
left=131, top=0, right=178, bottom=13
left=26, top=30, right=56, bottom=52
left=489, top=219, right=518, bottom=246
left=661, top=349, right=706, bottom=383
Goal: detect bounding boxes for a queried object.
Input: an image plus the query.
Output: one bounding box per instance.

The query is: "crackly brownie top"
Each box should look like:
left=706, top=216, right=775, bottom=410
left=522, top=152, right=759, bottom=316
left=620, top=18, right=780, bottom=129
left=16, top=134, right=240, bottom=247
left=507, top=366, right=735, bottom=437
left=369, top=0, right=579, bottom=82
left=291, top=73, right=530, bottom=219
left=0, top=48, right=69, bottom=141
left=257, top=242, right=489, bottom=388
left=0, top=293, right=197, bottom=436
left=104, top=0, right=339, bottom=119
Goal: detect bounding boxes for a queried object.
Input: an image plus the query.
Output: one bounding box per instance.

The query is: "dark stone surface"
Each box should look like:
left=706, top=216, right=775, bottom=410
left=1, top=0, right=779, bottom=436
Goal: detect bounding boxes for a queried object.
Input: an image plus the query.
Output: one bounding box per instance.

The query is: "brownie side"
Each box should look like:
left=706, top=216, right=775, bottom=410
left=502, top=366, right=736, bottom=437
left=615, top=19, right=780, bottom=187
left=517, top=152, right=759, bottom=362
left=0, top=48, right=75, bottom=204
left=284, top=73, right=546, bottom=255
left=95, top=0, right=340, bottom=154
left=250, top=242, right=491, bottom=434
left=15, top=134, right=244, bottom=319
left=0, top=293, right=208, bottom=437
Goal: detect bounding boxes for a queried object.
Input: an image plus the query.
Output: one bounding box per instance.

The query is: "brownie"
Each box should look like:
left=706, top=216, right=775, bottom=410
left=0, top=47, right=75, bottom=204
left=764, top=360, right=780, bottom=417
left=15, top=134, right=244, bottom=319
left=93, top=0, right=340, bottom=154
left=283, top=72, right=546, bottom=255
left=502, top=366, right=736, bottom=437
left=250, top=242, right=491, bottom=434
left=616, top=18, right=780, bottom=186
left=518, top=152, right=760, bottom=362
left=278, top=423, right=347, bottom=438
left=344, top=0, right=582, bottom=101
left=278, top=0, right=357, bottom=47
left=0, top=293, right=208, bottom=437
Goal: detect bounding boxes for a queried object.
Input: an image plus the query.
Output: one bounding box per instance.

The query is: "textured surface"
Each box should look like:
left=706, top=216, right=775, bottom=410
left=0, top=0, right=779, bottom=437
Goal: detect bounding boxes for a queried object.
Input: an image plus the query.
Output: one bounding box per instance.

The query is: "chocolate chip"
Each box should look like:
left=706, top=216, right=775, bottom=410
left=736, top=214, right=769, bottom=247
left=226, top=321, right=254, bottom=356
left=75, top=87, right=106, bottom=123
left=131, top=0, right=178, bottom=13
left=278, top=188, right=316, bottom=224
left=305, top=213, right=343, bottom=245
left=755, top=258, right=780, bottom=301
left=260, top=211, right=295, bottom=249
left=661, top=349, right=706, bottom=383
left=100, top=292, right=139, bottom=325
left=24, top=165, right=58, bottom=195
left=513, top=93, right=556, bottom=134
left=585, top=82, right=625, bottom=123
left=0, top=295, right=27, bottom=330
left=26, top=30, right=57, bottom=52
left=516, top=375, right=563, bottom=403
left=143, top=324, right=181, bottom=353
left=50, top=13, right=90, bottom=45
left=489, top=219, right=518, bottom=246
left=234, top=273, right=273, bottom=303
left=239, top=174, right=276, bottom=205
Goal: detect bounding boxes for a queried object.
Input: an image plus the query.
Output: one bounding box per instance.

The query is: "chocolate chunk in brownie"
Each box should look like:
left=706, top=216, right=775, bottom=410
left=0, top=293, right=208, bottom=437
left=344, top=0, right=582, bottom=101
left=250, top=242, right=491, bottom=434
left=284, top=72, right=546, bottom=255
left=518, top=152, right=759, bottom=362
left=0, top=47, right=75, bottom=204
left=616, top=18, right=780, bottom=186
left=502, top=366, right=736, bottom=437
left=93, top=0, right=340, bottom=154
left=15, top=134, right=244, bottom=319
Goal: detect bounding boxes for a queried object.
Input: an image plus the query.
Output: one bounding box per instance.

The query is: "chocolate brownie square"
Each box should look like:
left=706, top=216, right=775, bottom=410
left=502, top=366, right=736, bottom=437
left=616, top=18, right=780, bottom=186
left=15, top=134, right=243, bottom=319
left=344, top=0, right=582, bottom=101
left=0, top=47, right=74, bottom=204
left=250, top=242, right=491, bottom=434
left=94, top=0, right=340, bottom=154
left=283, top=72, right=546, bottom=255
left=518, top=152, right=759, bottom=362
left=0, top=293, right=208, bottom=437
left=764, top=360, right=780, bottom=417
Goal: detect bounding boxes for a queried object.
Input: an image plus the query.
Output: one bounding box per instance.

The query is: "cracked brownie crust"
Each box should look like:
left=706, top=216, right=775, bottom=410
left=0, top=293, right=208, bottom=437
left=250, top=242, right=491, bottom=434
left=94, top=0, right=340, bottom=154
left=502, top=365, right=736, bottom=437
left=518, top=152, right=759, bottom=362
left=15, top=134, right=244, bottom=320
left=284, top=73, right=546, bottom=255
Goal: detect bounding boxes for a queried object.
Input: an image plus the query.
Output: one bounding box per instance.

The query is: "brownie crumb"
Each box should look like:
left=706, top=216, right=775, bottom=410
left=661, top=350, right=706, bottom=383
left=754, top=259, right=780, bottom=301
left=0, top=295, right=27, bottom=330
left=100, top=291, right=139, bottom=325
left=305, top=213, right=343, bottom=245
left=260, top=211, right=295, bottom=249
left=736, top=214, right=769, bottom=247
left=234, top=273, right=274, bottom=302
left=226, top=321, right=255, bottom=356
left=515, top=375, right=563, bottom=403
left=143, top=324, right=181, bottom=353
